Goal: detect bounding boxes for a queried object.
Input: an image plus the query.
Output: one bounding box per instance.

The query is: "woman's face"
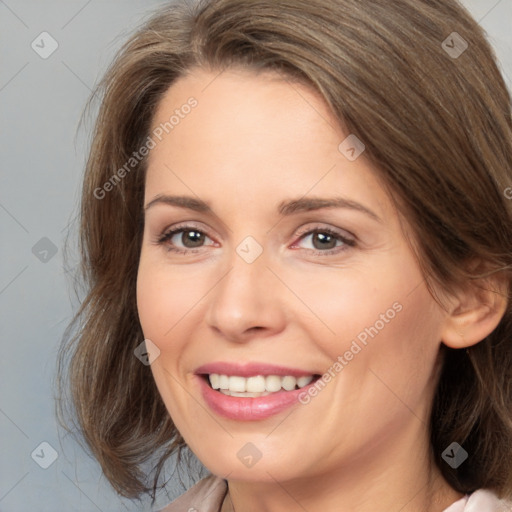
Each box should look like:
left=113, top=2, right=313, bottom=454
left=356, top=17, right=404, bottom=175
left=136, top=67, right=448, bottom=482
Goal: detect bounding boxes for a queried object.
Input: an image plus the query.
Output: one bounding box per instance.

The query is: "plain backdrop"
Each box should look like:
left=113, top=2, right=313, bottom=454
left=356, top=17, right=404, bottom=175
left=1, top=1, right=511, bottom=510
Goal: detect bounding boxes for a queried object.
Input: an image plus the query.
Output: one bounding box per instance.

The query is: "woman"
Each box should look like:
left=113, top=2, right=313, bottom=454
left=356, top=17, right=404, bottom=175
left=56, top=0, right=512, bottom=511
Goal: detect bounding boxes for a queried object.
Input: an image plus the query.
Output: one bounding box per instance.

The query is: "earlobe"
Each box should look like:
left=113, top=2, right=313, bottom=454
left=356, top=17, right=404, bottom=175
left=441, top=277, right=509, bottom=349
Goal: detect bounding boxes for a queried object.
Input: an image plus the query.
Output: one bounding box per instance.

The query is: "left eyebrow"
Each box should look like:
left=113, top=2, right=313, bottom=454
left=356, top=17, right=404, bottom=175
left=277, top=197, right=382, bottom=223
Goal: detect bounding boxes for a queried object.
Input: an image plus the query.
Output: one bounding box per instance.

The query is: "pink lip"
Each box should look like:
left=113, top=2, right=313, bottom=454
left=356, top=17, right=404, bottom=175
left=194, top=362, right=320, bottom=421
left=195, top=361, right=316, bottom=378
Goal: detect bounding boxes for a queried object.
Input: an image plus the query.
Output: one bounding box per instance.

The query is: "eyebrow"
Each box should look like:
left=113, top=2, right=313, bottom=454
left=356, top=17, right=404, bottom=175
left=277, top=197, right=381, bottom=222
left=144, top=194, right=381, bottom=222
left=144, top=195, right=212, bottom=213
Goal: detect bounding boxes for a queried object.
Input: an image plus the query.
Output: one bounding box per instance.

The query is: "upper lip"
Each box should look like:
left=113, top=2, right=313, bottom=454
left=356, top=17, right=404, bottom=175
left=195, top=362, right=318, bottom=378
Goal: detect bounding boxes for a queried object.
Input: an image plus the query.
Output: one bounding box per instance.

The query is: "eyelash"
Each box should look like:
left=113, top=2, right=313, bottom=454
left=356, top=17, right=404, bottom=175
left=155, top=224, right=356, bottom=256
left=156, top=223, right=215, bottom=255
left=292, top=225, right=356, bottom=255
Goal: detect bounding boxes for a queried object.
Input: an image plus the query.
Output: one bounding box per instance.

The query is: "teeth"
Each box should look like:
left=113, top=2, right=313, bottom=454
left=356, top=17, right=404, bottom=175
left=246, top=375, right=266, bottom=392
left=221, top=390, right=272, bottom=397
left=219, top=374, right=229, bottom=389
left=209, top=373, right=220, bottom=389
left=208, top=373, right=315, bottom=394
left=297, top=376, right=314, bottom=388
left=229, top=376, right=246, bottom=392
left=282, top=376, right=297, bottom=391
left=265, top=375, right=282, bottom=392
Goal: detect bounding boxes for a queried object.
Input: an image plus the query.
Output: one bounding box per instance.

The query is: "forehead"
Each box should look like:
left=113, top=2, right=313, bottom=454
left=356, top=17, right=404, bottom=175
left=145, top=67, right=393, bottom=223
left=149, top=66, right=339, bottom=151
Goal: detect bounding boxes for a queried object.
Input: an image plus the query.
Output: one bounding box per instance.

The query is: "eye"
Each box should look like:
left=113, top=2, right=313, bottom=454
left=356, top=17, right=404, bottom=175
left=157, top=225, right=217, bottom=253
left=291, top=227, right=355, bottom=254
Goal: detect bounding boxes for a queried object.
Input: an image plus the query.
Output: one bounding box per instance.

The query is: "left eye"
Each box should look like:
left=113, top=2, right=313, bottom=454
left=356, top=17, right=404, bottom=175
left=295, top=230, right=354, bottom=251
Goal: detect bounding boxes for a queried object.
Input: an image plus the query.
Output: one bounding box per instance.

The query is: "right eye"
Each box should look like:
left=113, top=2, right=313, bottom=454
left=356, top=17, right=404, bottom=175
left=157, top=226, right=217, bottom=253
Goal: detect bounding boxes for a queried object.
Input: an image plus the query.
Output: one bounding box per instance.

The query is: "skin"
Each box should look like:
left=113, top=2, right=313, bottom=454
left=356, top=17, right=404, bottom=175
left=136, top=67, right=506, bottom=512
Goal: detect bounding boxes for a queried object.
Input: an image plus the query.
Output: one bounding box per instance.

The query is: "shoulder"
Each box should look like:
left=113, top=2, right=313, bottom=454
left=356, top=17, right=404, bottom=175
left=158, top=474, right=228, bottom=512
left=443, top=489, right=512, bottom=512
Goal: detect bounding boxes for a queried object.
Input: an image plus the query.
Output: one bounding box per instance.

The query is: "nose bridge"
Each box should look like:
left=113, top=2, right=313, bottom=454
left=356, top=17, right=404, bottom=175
left=223, top=232, right=269, bottom=293
left=205, top=239, right=285, bottom=340
left=225, top=255, right=263, bottom=301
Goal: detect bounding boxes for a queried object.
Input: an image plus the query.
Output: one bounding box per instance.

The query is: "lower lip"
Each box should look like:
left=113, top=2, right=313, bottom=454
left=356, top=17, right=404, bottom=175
left=196, top=375, right=316, bottom=421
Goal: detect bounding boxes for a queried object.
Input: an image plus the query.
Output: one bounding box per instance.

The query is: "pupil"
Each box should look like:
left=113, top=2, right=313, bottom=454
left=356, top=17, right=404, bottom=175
left=313, top=232, right=336, bottom=250
left=183, top=230, right=204, bottom=248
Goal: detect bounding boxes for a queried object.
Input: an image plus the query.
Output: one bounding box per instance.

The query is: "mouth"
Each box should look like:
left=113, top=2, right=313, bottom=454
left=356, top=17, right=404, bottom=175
left=199, top=373, right=321, bottom=397
left=194, top=362, right=322, bottom=420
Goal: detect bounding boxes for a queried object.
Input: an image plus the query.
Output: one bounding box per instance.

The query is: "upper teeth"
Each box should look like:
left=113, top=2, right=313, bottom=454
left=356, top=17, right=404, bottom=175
left=208, top=374, right=314, bottom=393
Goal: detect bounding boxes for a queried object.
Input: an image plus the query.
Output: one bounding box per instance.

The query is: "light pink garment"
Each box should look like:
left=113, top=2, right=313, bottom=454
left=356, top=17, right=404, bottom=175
left=159, top=475, right=512, bottom=512
left=159, top=475, right=228, bottom=512
left=443, top=489, right=512, bottom=512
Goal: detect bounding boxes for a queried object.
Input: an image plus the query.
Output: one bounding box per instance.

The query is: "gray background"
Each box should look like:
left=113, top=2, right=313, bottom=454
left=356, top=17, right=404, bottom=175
left=1, top=1, right=511, bottom=510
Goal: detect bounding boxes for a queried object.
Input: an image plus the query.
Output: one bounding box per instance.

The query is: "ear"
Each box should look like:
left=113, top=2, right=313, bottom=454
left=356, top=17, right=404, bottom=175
left=441, top=272, right=508, bottom=349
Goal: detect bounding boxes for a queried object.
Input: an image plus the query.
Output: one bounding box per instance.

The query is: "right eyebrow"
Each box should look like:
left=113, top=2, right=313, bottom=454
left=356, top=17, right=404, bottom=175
left=144, top=194, right=212, bottom=213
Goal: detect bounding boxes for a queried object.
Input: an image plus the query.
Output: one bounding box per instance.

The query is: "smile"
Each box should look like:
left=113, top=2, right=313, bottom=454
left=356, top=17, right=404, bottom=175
left=194, top=362, right=321, bottom=420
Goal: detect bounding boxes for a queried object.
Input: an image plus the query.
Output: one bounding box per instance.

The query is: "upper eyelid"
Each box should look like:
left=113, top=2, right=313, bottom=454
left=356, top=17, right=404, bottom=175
left=293, top=223, right=356, bottom=241
left=291, top=230, right=355, bottom=251
left=159, top=223, right=216, bottom=242
left=159, top=222, right=352, bottom=236
left=160, top=221, right=212, bottom=235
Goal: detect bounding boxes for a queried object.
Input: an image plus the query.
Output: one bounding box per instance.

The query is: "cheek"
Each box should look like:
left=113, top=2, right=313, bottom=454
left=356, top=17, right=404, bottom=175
left=136, top=258, right=204, bottom=341
left=345, top=282, right=444, bottom=420
left=283, top=263, right=413, bottom=358
left=136, top=260, right=202, bottom=422
left=289, top=253, right=442, bottom=398
left=383, top=290, right=443, bottom=373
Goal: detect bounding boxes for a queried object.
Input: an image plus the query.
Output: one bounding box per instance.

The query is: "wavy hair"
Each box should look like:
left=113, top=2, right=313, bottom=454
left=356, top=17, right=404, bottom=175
left=56, top=0, right=512, bottom=503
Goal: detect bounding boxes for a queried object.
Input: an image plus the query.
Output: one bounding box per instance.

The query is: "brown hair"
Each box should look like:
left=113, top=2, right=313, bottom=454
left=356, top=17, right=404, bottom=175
left=56, top=0, right=512, bottom=504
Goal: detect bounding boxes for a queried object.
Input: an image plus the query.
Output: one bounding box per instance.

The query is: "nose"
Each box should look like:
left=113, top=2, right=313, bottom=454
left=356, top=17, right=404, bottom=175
left=205, top=248, right=287, bottom=343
